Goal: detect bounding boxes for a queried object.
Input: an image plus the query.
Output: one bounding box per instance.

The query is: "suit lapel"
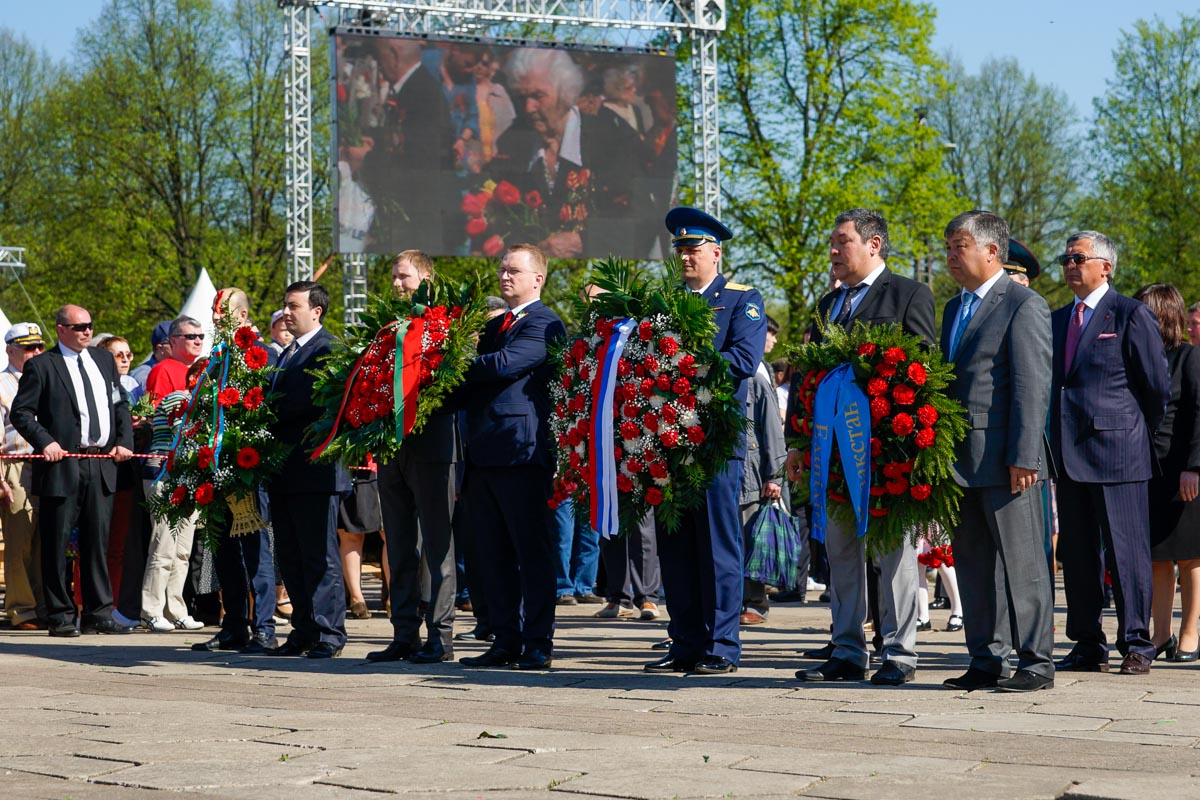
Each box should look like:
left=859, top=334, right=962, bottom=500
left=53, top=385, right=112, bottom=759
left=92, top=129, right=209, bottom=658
left=955, top=275, right=1008, bottom=359
left=50, top=349, right=81, bottom=416
left=848, top=267, right=889, bottom=326
left=504, top=300, right=543, bottom=337
left=1068, top=290, right=1116, bottom=377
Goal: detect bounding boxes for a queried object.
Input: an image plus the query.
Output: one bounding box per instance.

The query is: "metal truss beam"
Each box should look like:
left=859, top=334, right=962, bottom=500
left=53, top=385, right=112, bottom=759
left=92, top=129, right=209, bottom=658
left=0, top=246, right=27, bottom=270
left=285, top=2, right=314, bottom=284
left=342, top=254, right=369, bottom=326
left=690, top=28, right=719, bottom=216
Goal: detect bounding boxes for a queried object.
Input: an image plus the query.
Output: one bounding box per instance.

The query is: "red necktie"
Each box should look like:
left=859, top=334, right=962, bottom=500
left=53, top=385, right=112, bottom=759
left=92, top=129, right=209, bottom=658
left=1063, top=301, right=1086, bottom=372
left=499, top=311, right=515, bottom=333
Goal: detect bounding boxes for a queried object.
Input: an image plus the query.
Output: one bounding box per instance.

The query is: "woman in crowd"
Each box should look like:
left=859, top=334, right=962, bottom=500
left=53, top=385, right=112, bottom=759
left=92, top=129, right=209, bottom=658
left=1134, top=283, right=1200, bottom=662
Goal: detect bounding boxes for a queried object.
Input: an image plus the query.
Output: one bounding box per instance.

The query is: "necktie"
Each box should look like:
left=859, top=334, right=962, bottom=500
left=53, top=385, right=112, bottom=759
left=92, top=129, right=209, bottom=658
left=1063, top=301, right=1086, bottom=372
left=272, top=342, right=298, bottom=389
left=499, top=311, right=515, bottom=334
left=833, top=284, right=864, bottom=327
left=76, top=355, right=101, bottom=445
left=949, top=293, right=976, bottom=360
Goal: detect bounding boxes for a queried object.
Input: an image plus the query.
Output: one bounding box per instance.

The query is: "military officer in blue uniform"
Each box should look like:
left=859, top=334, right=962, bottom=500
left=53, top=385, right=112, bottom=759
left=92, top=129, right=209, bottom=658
left=645, top=206, right=768, bottom=675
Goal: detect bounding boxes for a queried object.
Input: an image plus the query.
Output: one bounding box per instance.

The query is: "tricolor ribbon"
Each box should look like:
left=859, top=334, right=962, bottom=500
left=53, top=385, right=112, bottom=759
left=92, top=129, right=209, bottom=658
left=588, top=318, right=636, bottom=540
left=809, top=363, right=872, bottom=543
left=153, top=358, right=219, bottom=485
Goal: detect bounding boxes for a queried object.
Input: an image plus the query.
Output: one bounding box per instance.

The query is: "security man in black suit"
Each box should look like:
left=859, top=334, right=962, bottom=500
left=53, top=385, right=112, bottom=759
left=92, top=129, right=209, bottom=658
left=266, top=281, right=352, bottom=659
left=11, top=304, right=134, bottom=636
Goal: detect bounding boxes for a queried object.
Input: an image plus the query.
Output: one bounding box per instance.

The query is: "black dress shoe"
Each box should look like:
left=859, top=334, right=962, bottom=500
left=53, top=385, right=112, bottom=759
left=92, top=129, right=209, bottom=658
left=1055, top=651, right=1110, bottom=672
left=239, top=634, right=279, bottom=653
left=306, top=642, right=343, bottom=659
left=916, top=620, right=932, bottom=632
left=366, top=639, right=420, bottom=662
left=871, top=660, right=916, bottom=686
left=48, top=624, right=80, bottom=638
left=81, top=619, right=134, bottom=635
left=575, top=593, right=605, bottom=604
left=1154, top=634, right=1179, bottom=661
left=802, top=642, right=835, bottom=660
left=192, top=633, right=249, bottom=652
left=644, top=654, right=698, bottom=673
left=943, top=667, right=1000, bottom=690
left=267, top=639, right=316, bottom=657
left=1172, top=643, right=1200, bottom=662
left=409, top=641, right=453, bottom=664
left=512, top=649, right=553, bottom=670
left=1119, top=652, right=1152, bottom=675
left=693, top=656, right=737, bottom=674
left=769, top=589, right=805, bottom=603
left=795, top=657, right=866, bottom=682
left=454, top=627, right=495, bottom=642
left=996, top=669, right=1054, bottom=692
left=945, top=615, right=964, bottom=633
left=929, top=597, right=950, bottom=610
left=460, top=647, right=519, bottom=667
left=651, top=638, right=673, bottom=651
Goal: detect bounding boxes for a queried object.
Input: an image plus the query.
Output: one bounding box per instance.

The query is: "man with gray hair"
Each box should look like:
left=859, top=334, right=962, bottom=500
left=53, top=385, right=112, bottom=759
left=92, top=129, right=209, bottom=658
left=1050, top=230, right=1170, bottom=675
left=145, top=316, right=204, bottom=404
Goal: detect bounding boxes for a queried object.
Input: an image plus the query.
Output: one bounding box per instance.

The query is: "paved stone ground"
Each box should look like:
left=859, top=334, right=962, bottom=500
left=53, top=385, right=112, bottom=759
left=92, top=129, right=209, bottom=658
left=2, top=576, right=1198, bottom=799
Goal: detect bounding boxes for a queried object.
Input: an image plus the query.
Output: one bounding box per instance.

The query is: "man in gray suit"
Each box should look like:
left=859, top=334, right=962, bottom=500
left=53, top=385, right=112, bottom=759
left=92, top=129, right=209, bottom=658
left=939, top=211, right=1055, bottom=693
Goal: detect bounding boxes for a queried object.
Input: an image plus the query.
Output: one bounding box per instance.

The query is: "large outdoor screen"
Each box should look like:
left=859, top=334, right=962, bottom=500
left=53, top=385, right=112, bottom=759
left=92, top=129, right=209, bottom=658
left=333, top=30, right=679, bottom=260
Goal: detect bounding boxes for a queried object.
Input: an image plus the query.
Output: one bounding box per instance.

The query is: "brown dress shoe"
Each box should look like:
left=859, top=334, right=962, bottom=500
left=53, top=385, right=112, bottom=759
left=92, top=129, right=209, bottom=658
left=1119, top=652, right=1152, bottom=675
left=739, top=610, right=766, bottom=625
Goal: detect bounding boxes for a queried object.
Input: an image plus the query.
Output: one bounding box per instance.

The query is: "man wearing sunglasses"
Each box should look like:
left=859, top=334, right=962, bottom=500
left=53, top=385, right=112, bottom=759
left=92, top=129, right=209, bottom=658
left=10, top=305, right=134, bottom=636
left=1049, top=231, right=1170, bottom=675
left=145, top=317, right=205, bottom=405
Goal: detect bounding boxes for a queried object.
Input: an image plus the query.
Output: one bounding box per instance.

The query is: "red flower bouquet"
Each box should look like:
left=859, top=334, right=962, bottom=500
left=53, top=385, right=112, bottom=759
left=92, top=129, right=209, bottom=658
left=462, top=172, right=593, bottom=255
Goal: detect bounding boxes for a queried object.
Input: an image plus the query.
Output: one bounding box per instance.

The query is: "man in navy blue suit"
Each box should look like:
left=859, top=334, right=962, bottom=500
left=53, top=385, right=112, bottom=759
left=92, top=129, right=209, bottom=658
left=458, top=244, right=566, bottom=670
left=1050, top=231, right=1169, bottom=675
left=266, top=281, right=352, bottom=659
left=643, top=207, right=767, bottom=675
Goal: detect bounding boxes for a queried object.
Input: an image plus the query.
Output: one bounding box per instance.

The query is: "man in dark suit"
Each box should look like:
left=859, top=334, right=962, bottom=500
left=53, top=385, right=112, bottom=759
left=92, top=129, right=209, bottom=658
left=1050, top=230, right=1170, bottom=675
left=266, top=281, right=352, bottom=659
left=785, top=208, right=937, bottom=686
left=938, top=212, right=1056, bottom=693
left=458, top=243, right=566, bottom=670
left=643, top=207, right=767, bottom=676
left=366, top=251, right=459, bottom=665
left=11, top=304, right=134, bottom=636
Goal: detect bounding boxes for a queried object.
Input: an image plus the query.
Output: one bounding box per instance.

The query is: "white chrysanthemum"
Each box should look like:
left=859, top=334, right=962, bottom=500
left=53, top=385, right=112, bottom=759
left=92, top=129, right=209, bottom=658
left=648, top=394, right=667, bottom=409
left=696, top=387, right=713, bottom=404
left=653, top=476, right=669, bottom=487
left=622, top=438, right=641, bottom=451
left=678, top=410, right=700, bottom=428
left=696, top=364, right=710, bottom=378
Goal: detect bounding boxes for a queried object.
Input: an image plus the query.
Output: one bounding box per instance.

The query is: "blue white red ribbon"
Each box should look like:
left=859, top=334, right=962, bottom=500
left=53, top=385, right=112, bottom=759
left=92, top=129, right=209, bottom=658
left=588, top=318, right=636, bottom=540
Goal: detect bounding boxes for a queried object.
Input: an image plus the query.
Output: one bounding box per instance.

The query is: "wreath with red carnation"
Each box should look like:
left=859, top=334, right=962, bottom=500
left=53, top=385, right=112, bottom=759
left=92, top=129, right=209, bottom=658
left=548, top=258, right=745, bottom=535
left=307, top=276, right=489, bottom=467
left=786, top=321, right=969, bottom=555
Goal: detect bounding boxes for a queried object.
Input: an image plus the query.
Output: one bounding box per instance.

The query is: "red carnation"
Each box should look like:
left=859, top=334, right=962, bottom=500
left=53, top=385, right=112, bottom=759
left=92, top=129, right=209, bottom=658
left=194, top=482, right=215, bottom=506
left=494, top=180, right=521, bottom=206
left=523, top=190, right=543, bottom=208
left=244, top=346, right=268, bottom=370
left=661, top=405, right=678, bottom=425
left=643, top=412, right=660, bottom=433
left=869, top=397, right=891, bottom=422
left=868, top=507, right=889, bottom=517
left=870, top=437, right=882, bottom=457
left=578, top=363, right=590, bottom=381
left=466, top=217, right=488, bottom=237
left=882, top=462, right=904, bottom=479
left=617, top=474, right=634, bottom=493
left=620, top=420, right=640, bottom=440
left=621, top=402, right=640, bottom=419
left=828, top=491, right=849, bottom=503
left=917, top=404, right=939, bottom=427
left=658, top=336, right=679, bottom=357
left=678, top=393, right=697, bottom=410
left=686, top=426, right=705, bottom=444
left=883, top=347, right=907, bottom=366
left=461, top=192, right=488, bottom=217
left=234, top=327, right=257, bottom=350
left=886, top=477, right=909, bottom=495
left=643, top=354, right=659, bottom=372
left=857, top=343, right=877, bottom=356
left=892, top=384, right=916, bottom=406
left=672, top=377, right=691, bottom=395
left=218, top=387, right=241, bottom=408
left=907, top=362, right=927, bottom=386
left=659, top=429, right=679, bottom=448
left=910, top=483, right=932, bottom=501
left=915, top=428, right=936, bottom=449
left=870, top=485, right=886, bottom=497
left=236, top=447, right=260, bottom=469
left=625, top=458, right=644, bottom=474
left=656, top=374, right=672, bottom=391
left=866, top=377, right=888, bottom=397
left=645, top=487, right=664, bottom=506
left=891, top=413, right=915, bottom=436
left=876, top=363, right=897, bottom=378
left=649, top=462, right=668, bottom=479
left=638, top=321, right=654, bottom=341
left=170, top=486, right=188, bottom=505
left=641, top=378, right=655, bottom=397
left=196, top=446, right=215, bottom=470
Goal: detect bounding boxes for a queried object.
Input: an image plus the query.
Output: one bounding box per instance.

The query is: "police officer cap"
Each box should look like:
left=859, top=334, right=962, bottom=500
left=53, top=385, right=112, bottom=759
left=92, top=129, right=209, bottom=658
left=665, top=206, right=733, bottom=248
left=1004, top=238, right=1041, bottom=280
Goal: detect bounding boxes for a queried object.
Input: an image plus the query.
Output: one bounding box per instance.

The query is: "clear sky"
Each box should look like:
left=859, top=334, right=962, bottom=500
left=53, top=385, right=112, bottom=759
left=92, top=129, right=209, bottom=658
left=4, top=0, right=1197, bottom=113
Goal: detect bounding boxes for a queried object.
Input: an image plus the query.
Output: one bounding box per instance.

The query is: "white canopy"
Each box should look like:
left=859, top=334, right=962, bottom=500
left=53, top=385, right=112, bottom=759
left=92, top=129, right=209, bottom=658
left=178, top=267, right=218, bottom=353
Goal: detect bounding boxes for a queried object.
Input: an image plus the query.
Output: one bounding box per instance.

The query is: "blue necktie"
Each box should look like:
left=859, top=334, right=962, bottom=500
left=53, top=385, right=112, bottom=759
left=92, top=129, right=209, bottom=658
left=949, top=293, right=976, bottom=360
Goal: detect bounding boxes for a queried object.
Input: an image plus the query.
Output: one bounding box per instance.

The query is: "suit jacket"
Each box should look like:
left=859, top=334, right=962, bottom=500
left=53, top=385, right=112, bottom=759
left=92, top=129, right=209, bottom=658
left=940, top=273, right=1052, bottom=488
left=701, top=274, right=768, bottom=459
left=1049, top=288, right=1170, bottom=483
left=268, top=328, right=350, bottom=495
left=460, top=300, right=566, bottom=469
left=1153, top=344, right=1200, bottom=474
left=10, top=345, right=133, bottom=497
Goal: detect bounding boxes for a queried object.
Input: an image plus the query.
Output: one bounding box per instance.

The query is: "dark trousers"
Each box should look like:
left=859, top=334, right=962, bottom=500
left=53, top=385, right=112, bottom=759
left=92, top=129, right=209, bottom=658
left=600, top=511, right=660, bottom=606
left=115, top=477, right=151, bottom=620
left=269, top=491, right=346, bottom=648
left=454, top=492, right=490, bottom=631
left=1056, top=476, right=1154, bottom=661
left=462, top=464, right=556, bottom=654
left=40, top=459, right=114, bottom=627
left=215, top=525, right=276, bottom=640
left=657, top=461, right=745, bottom=663
left=378, top=456, right=456, bottom=648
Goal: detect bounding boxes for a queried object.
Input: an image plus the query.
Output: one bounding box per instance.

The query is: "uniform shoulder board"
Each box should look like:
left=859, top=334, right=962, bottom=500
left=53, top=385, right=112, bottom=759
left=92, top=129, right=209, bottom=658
left=724, top=282, right=753, bottom=291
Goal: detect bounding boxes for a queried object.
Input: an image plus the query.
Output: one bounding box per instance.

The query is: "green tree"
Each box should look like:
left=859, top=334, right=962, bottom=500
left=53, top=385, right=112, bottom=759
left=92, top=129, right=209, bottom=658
left=1085, top=13, right=1200, bottom=299
left=717, top=0, right=963, bottom=335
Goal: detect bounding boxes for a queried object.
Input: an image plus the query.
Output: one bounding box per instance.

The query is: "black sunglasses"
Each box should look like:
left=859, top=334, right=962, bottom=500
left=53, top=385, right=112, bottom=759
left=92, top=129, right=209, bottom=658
left=172, top=333, right=204, bottom=341
left=21, top=344, right=44, bottom=353
left=62, top=322, right=93, bottom=332
left=1055, top=253, right=1106, bottom=267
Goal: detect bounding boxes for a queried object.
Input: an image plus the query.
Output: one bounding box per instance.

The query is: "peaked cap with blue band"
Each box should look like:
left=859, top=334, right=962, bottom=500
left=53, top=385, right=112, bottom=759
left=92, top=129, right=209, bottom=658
left=665, top=206, right=733, bottom=247
left=1004, top=238, right=1041, bottom=280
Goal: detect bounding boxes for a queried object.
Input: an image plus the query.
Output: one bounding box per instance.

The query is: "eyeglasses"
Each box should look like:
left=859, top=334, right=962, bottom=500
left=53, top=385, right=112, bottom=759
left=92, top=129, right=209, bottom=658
left=61, top=322, right=93, bottom=332
left=111, top=351, right=133, bottom=359
left=172, top=333, right=204, bottom=341
left=21, top=345, right=44, bottom=353
left=1055, top=253, right=1106, bottom=267
left=497, top=268, right=534, bottom=277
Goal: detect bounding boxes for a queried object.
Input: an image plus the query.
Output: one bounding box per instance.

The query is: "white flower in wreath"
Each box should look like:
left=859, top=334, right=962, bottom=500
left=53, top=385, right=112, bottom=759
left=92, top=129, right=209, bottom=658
left=678, top=409, right=700, bottom=428
left=648, top=394, right=667, bottom=409
left=623, top=437, right=640, bottom=451
left=653, top=476, right=669, bottom=487
left=695, top=364, right=710, bottom=378
left=696, top=387, right=713, bottom=404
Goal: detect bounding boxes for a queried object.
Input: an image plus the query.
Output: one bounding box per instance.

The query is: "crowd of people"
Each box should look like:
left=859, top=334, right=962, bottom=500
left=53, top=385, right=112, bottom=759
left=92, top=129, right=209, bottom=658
left=0, top=203, right=1196, bottom=689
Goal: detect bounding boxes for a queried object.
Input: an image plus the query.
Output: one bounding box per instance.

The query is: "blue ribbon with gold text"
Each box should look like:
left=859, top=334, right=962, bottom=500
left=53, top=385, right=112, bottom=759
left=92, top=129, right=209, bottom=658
left=809, top=363, right=872, bottom=542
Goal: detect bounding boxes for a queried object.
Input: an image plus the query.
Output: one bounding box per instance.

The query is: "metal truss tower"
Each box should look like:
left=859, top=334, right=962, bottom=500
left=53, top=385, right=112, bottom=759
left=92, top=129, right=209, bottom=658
left=280, top=0, right=725, bottom=318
